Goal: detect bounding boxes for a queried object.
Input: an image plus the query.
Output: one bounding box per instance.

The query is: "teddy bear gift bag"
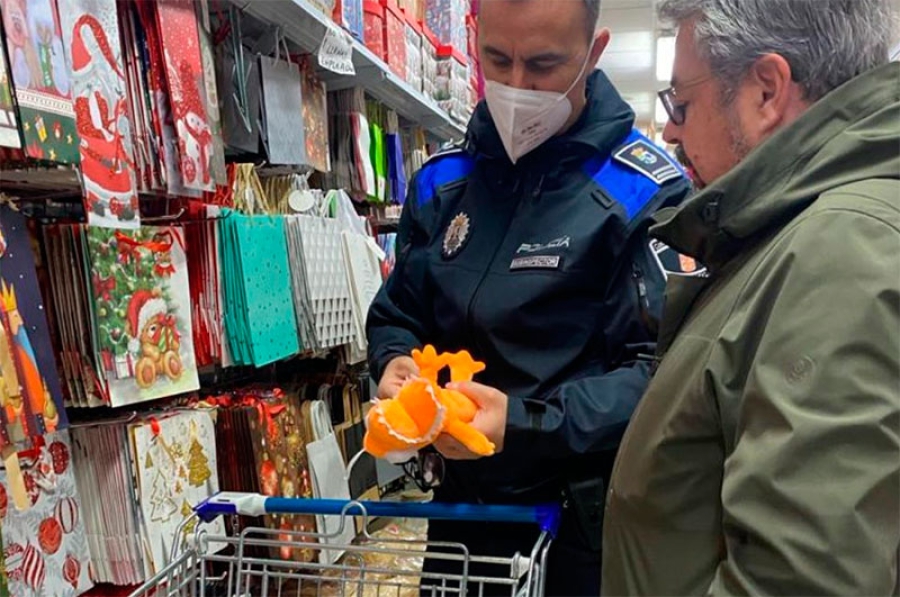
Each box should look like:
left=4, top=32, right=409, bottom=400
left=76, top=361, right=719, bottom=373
left=85, top=225, right=200, bottom=407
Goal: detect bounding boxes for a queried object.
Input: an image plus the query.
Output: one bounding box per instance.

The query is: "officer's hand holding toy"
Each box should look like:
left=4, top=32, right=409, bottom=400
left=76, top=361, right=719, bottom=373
left=362, top=346, right=505, bottom=464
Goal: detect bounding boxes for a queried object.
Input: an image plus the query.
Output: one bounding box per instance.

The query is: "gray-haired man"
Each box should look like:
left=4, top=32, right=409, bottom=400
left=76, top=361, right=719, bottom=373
left=602, top=0, right=899, bottom=594
left=366, top=0, right=693, bottom=594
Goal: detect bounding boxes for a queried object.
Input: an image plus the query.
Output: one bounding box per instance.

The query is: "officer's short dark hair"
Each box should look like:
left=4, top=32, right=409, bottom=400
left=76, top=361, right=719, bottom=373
left=478, top=0, right=601, bottom=40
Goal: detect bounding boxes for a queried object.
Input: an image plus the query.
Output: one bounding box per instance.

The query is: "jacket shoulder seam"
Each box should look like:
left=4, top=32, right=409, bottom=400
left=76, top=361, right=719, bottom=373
left=813, top=192, right=900, bottom=233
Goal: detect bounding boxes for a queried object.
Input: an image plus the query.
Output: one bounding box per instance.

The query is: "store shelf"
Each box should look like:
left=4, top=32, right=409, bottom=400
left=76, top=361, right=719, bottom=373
left=231, top=0, right=466, bottom=142
left=372, top=217, right=400, bottom=233
left=1, top=167, right=81, bottom=196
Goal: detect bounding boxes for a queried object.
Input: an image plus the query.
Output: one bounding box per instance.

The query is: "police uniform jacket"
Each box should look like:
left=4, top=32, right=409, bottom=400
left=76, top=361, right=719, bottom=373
left=367, top=70, right=691, bottom=504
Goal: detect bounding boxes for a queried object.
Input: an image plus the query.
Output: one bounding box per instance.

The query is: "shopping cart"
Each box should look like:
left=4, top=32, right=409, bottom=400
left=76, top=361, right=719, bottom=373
left=128, top=492, right=561, bottom=597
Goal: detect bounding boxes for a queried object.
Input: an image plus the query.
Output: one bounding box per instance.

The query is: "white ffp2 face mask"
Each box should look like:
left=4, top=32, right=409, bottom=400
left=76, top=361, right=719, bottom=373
left=484, top=46, right=594, bottom=164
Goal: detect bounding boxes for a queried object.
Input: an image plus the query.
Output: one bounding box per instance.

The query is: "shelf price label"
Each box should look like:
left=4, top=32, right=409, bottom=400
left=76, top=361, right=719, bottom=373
left=318, top=26, right=356, bottom=76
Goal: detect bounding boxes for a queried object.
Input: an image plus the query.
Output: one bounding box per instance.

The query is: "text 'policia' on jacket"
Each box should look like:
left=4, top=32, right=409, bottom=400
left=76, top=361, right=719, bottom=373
left=366, top=71, right=692, bottom=502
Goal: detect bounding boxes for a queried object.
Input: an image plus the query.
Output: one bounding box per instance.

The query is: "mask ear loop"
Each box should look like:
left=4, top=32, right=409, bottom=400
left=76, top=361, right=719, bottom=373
left=561, top=38, right=598, bottom=99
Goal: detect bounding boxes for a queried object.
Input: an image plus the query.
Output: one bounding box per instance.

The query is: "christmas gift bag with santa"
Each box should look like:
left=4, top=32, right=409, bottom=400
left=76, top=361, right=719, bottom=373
left=58, top=0, right=140, bottom=228
left=85, top=226, right=199, bottom=407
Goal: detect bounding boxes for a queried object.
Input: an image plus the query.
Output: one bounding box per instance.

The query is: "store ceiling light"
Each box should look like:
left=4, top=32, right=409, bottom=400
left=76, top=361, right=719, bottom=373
left=656, top=36, right=676, bottom=82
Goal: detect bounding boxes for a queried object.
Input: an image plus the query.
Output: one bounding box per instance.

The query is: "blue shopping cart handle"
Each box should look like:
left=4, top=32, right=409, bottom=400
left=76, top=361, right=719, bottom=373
left=195, top=492, right=562, bottom=536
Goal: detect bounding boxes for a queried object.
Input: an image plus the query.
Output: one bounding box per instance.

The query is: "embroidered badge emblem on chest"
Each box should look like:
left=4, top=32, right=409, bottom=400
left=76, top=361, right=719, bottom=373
left=442, top=213, right=471, bottom=259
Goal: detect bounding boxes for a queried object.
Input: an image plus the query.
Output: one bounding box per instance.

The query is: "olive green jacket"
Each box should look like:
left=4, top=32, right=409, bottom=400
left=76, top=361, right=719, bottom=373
left=602, top=62, right=900, bottom=595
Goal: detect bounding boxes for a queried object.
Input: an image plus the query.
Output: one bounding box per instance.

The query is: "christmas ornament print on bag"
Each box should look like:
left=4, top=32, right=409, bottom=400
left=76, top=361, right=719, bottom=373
left=86, top=226, right=199, bottom=407
left=58, top=0, right=140, bottom=228
left=245, top=393, right=317, bottom=563
left=0, top=430, right=94, bottom=597
left=0, top=0, right=80, bottom=163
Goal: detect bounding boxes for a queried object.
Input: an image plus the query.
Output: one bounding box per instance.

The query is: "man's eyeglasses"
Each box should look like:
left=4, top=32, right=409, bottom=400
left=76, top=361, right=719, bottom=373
left=401, top=451, right=445, bottom=492
left=657, top=74, right=715, bottom=126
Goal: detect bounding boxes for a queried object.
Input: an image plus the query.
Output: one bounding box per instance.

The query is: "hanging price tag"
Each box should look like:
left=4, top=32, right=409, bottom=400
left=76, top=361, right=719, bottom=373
left=318, top=26, right=356, bottom=76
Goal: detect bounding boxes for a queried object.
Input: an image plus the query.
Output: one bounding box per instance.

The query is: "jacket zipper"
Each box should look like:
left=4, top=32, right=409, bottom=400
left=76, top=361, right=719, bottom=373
left=632, top=262, right=652, bottom=318
left=465, top=178, right=531, bottom=356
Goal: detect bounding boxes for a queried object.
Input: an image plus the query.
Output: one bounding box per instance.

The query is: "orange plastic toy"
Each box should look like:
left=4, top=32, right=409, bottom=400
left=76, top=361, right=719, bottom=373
left=363, top=345, right=496, bottom=464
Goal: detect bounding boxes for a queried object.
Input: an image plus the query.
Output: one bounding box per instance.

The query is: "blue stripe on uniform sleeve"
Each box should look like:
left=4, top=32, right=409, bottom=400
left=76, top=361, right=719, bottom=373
left=416, top=152, right=476, bottom=207
left=584, top=130, right=665, bottom=221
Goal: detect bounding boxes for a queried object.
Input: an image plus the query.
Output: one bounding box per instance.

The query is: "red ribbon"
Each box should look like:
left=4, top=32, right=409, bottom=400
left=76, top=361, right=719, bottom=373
left=115, top=237, right=142, bottom=267
left=147, top=314, right=181, bottom=350
left=92, top=273, right=116, bottom=301
left=203, top=395, right=231, bottom=408
left=149, top=417, right=161, bottom=437
left=154, top=262, right=176, bottom=277
left=114, top=230, right=184, bottom=277
left=115, top=230, right=176, bottom=254
left=255, top=401, right=287, bottom=441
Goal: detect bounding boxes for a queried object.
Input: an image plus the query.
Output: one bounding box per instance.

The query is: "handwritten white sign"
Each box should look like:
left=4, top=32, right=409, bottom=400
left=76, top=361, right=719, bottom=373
left=318, top=26, right=356, bottom=76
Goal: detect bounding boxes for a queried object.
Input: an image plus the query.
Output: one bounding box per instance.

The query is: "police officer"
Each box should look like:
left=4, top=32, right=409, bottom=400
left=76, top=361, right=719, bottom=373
left=367, top=0, right=690, bottom=594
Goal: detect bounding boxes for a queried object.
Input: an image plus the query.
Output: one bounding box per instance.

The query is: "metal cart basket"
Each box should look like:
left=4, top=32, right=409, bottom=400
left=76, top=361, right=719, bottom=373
left=128, top=492, right=561, bottom=597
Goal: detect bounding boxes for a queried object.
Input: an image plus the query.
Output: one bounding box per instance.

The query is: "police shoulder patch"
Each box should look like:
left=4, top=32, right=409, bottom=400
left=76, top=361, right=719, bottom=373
left=614, top=140, right=682, bottom=185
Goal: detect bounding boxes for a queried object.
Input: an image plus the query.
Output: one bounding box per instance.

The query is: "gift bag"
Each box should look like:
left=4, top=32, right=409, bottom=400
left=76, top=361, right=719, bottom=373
left=219, top=44, right=261, bottom=155
left=41, top=225, right=106, bottom=407
left=300, top=62, right=330, bottom=172
left=0, top=0, right=79, bottom=163
left=368, top=120, right=387, bottom=202
left=58, top=0, right=140, bottom=227
left=292, top=216, right=355, bottom=349
left=304, top=399, right=356, bottom=565
left=70, top=423, right=149, bottom=584
left=0, top=206, right=67, bottom=448
left=259, top=49, right=307, bottom=166
left=386, top=111, right=407, bottom=204
left=246, top=392, right=317, bottom=563
left=156, top=0, right=215, bottom=191
left=218, top=212, right=300, bottom=366
left=86, top=226, right=200, bottom=406
left=0, top=34, right=21, bottom=149
left=0, top=431, right=94, bottom=597
left=341, top=230, right=384, bottom=352
left=130, top=410, right=225, bottom=573
left=195, top=0, right=227, bottom=186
